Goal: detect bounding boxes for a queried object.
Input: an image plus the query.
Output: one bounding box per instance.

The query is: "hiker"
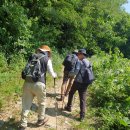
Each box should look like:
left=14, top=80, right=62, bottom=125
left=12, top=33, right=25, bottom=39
left=64, top=49, right=94, bottom=121
left=58, top=50, right=80, bottom=101
left=20, top=45, right=57, bottom=129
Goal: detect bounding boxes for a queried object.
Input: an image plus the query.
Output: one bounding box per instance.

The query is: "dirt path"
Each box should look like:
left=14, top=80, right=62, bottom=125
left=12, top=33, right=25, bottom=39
left=0, top=78, right=81, bottom=130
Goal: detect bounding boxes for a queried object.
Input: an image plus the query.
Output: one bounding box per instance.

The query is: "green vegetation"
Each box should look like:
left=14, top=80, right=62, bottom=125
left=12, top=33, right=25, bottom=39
left=0, top=53, right=25, bottom=109
left=0, top=0, right=130, bottom=129
left=1, top=0, right=130, bottom=57
left=89, top=49, right=130, bottom=129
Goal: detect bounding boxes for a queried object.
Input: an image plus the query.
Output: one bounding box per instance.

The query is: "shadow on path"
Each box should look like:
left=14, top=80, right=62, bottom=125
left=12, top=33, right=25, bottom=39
left=0, top=119, right=19, bottom=130
left=46, top=92, right=59, bottom=98
left=46, top=107, right=77, bottom=121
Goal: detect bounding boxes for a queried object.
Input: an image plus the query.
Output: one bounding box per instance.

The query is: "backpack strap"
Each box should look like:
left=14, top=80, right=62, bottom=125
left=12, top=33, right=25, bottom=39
left=38, top=55, right=45, bottom=60
left=82, top=59, right=91, bottom=68
left=37, top=54, right=46, bottom=78
left=79, top=61, right=83, bottom=79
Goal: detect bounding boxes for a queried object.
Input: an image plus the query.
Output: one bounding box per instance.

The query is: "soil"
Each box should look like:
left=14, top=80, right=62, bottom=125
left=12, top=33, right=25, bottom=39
left=0, top=79, right=81, bottom=130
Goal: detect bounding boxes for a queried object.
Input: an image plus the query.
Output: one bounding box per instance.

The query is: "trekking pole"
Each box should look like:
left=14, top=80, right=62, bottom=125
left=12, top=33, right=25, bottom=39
left=54, top=78, right=58, bottom=130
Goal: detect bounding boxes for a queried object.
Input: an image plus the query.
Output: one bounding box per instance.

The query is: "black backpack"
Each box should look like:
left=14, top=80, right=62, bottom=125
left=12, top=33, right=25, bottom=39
left=22, top=53, right=46, bottom=82
left=80, top=60, right=95, bottom=85
left=63, top=54, right=77, bottom=70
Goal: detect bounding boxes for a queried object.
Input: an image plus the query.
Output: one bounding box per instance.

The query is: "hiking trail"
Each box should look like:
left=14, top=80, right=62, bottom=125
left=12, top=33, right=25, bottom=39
left=0, top=78, right=82, bottom=130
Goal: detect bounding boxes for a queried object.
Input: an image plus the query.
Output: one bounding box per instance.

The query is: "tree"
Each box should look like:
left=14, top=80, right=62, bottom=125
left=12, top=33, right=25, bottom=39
left=0, top=1, right=31, bottom=62
left=0, top=0, right=130, bottom=58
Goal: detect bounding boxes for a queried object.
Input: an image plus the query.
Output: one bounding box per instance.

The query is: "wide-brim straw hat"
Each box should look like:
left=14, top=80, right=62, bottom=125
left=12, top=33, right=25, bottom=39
left=38, top=45, right=51, bottom=52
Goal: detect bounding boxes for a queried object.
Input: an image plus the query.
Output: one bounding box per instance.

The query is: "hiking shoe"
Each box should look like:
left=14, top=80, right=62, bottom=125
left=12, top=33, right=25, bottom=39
left=56, top=96, right=64, bottom=101
left=79, top=116, right=85, bottom=122
left=36, top=117, right=49, bottom=127
left=64, top=106, right=71, bottom=112
left=19, top=126, right=26, bottom=130
left=56, top=97, right=63, bottom=101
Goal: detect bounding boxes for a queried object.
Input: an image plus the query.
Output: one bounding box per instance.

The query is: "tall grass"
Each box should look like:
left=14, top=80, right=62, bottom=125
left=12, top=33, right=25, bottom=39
left=0, top=53, right=25, bottom=108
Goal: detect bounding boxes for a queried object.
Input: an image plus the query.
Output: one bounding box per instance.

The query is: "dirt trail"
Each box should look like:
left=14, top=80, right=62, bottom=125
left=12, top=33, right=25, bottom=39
left=0, top=78, right=81, bottom=130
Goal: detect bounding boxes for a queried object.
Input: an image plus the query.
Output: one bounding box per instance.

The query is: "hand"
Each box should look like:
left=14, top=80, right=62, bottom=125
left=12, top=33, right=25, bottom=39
left=53, top=72, right=57, bottom=78
left=64, top=92, right=68, bottom=96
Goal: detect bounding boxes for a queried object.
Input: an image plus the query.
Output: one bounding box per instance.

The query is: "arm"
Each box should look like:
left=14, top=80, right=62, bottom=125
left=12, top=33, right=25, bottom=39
left=47, top=59, right=57, bottom=78
left=83, top=58, right=90, bottom=67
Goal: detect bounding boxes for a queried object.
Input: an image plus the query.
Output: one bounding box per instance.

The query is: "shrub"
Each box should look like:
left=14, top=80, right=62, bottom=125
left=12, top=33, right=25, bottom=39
left=0, top=54, right=25, bottom=108
left=88, top=49, right=130, bottom=129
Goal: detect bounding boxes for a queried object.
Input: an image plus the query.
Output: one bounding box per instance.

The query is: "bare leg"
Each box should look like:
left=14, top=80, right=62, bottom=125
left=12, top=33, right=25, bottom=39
left=65, top=77, right=75, bottom=96
left=60, top=81, right=67, bottom=99
left=59, top=71, right=69, bottom=100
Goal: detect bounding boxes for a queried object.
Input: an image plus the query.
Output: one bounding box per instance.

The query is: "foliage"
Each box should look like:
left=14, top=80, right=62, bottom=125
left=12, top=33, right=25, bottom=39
left=0, top=0, right=130, bottom=129
left=87, top=49, right=130, bottom=129
left=0, top=53, right=25, bottom=109
left=0, top=1, right=32, bottom=62
left=0, top=0, right=130, bottom=58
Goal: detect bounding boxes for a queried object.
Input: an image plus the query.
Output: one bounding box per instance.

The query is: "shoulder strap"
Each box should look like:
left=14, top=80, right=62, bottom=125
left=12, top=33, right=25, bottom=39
left=79, top=61, right=83, bottom=78
left=79, top=60, right=91, bottom=79
left=82, top=59, right=91, bottom=68
left=37, top=54, right=46, bottom=77
left=38, top=55, right=45, bottom=60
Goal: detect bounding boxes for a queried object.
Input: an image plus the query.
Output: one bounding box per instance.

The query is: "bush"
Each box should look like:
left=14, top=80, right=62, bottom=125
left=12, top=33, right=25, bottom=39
left=0, top=53, right=25, bottom=108
left=88, top=49, right=130, bottom=129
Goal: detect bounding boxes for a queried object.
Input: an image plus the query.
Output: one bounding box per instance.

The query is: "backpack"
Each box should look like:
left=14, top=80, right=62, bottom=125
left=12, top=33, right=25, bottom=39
left=63, top=54, right=77, bottom=71
left=22, top=53, right=46, bottom=82
left=80, top=60, right=95, bottom=85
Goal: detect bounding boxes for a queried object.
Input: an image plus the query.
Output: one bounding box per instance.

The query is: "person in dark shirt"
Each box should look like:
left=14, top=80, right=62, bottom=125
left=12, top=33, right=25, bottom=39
left=58, top=50, right=80, bottom=101
left=65, top=49, right=90, bottom=122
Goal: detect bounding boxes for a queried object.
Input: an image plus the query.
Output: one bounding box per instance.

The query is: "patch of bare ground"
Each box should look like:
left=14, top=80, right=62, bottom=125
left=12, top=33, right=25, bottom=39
left=0, top=79, right=83, bottom=130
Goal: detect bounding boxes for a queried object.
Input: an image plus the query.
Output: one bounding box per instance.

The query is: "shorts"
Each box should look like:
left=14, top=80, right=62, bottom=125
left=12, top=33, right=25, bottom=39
left=63, top=71, right=74, bottom=84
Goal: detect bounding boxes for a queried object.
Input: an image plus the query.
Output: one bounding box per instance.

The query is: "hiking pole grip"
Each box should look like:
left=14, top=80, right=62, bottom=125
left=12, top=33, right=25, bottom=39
left=54, top=78, right=56, bottom=87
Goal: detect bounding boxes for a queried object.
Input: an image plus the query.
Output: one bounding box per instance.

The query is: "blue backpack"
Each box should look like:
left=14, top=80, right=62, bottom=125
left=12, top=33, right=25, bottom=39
left=80, top=60, right=95, bottom=85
